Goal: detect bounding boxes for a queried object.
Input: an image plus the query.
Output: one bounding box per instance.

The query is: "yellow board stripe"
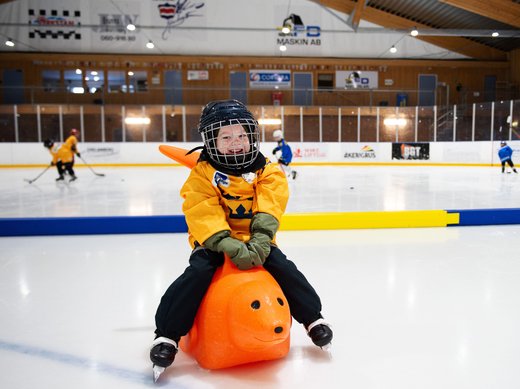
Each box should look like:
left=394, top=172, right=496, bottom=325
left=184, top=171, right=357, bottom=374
left=280, top=210, right=460, bottom=230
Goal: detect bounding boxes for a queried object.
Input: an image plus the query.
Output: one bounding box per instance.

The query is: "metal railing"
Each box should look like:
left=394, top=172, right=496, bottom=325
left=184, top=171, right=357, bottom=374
left=0, top=100, right=519, bottom=144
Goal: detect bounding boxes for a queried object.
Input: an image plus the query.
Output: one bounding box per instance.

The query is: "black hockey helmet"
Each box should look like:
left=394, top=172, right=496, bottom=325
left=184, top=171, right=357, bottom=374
left=501, top=141, right=507, bottom=146
left=197, top=99, right=260, bottom=173
left=43, top=138, right=54, bottom=148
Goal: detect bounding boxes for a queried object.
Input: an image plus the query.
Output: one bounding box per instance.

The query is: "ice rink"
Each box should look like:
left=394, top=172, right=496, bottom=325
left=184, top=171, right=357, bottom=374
left=2, top=164, right=520, bottom=389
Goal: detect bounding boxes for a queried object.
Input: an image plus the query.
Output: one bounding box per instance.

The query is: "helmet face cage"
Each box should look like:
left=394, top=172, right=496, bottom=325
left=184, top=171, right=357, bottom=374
left=201, top=117, right=260, bottom=171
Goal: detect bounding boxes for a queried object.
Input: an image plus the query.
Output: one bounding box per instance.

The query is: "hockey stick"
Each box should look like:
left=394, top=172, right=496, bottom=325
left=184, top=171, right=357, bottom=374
left=78, top=155, right=105, bottom=177
left=24, top=164, right=52, bottom=184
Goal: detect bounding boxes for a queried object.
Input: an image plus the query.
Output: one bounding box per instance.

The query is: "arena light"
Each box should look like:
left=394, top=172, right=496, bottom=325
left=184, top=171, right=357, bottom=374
left=5, top=38, right=14, bottom=47
left=410, top=27, right=418, bottom=37
left=125, top=117, right=151, bottom=125
left=279, top=45, right=287, bottom=52
left=258, top=118, right=282, bottom=125
left=71, top=87, right=85, bottom=94
left=384, top=117, right=407, bottom=127
left=389, top=45, right=397, bottom=53
left=126, top=23, right=136, bottom=31
left=146, top=40, right=155, bottom=49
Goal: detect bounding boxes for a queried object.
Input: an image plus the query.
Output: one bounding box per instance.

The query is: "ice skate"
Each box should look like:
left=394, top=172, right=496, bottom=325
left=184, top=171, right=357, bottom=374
left=150, top=337, right=178, bottom=382
left=291, top=171, right=297, bottom=180
left=306, top=318, right=333, bottom=350
left=56, top=175, right=64, bottom=181
left=69, top=175, right=77, bottom=182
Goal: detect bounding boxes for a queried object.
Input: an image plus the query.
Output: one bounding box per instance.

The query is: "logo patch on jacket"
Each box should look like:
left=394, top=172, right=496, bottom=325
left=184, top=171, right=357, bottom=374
left=213, top=171, right=230, bottom=187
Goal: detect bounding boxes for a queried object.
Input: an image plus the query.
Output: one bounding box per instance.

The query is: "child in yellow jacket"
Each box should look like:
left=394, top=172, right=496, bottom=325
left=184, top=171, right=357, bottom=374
left=43, top=128, right=81, bottom=182
left=150, top=100, right=332, bottom=373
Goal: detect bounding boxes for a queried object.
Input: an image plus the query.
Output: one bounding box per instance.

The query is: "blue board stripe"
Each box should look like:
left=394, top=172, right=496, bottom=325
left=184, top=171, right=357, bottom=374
left=447, top=208, right=520, bottom=226
left=0, top=215, right=188, bottom=236
left=2, top=208, right=520, bottom=236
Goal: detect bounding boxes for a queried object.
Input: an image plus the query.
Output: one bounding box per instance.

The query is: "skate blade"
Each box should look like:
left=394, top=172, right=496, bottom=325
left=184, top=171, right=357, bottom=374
left=153, top=365, right=165, bottom=382
left=321, top=342, right=332, bottom=352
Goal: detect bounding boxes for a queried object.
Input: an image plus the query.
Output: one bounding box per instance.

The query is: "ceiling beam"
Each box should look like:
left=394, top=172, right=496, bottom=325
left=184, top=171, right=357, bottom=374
left=317, top=0, right=507, bottom=60
left=438, top=0, right=520, bottom=29
left=348, top=0, right=368, bottom=31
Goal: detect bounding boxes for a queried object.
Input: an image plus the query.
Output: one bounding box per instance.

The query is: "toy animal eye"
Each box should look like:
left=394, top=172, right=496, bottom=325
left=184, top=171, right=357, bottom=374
left=251, top=300, right=261, bottom=310
left=277, top=298, right=284, bottom=306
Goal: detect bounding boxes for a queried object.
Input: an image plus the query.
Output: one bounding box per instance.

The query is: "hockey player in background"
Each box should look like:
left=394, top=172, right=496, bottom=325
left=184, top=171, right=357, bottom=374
left=150, top=100, right=332, bottom=379
left=43, top=128, right=81, bottom=182
left=272, top=129, right=297, bottom=179
left=498, top=141, right=518, bottom=174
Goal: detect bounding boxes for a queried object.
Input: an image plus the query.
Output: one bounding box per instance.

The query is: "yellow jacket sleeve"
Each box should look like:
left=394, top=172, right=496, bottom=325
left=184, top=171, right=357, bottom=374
left=181, top=163, right=231, bottom=246
left=254, top=161, right=289, bottom=223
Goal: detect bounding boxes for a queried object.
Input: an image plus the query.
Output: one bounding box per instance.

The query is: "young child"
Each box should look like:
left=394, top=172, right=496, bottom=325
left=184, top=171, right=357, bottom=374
left=150, top=100, right=332, bottom=374
left=43, top=129, right=81, bottom=182
left=272, top=129, right=297, bottom=179
left=498, top=141, right=517, bottom=174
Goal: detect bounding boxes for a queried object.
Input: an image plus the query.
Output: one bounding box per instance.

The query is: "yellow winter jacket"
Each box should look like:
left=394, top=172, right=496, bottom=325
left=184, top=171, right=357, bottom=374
left=48, top=144, right=72, bottom=164
left=59, top=135, right=79, bottom=163
left=181, top=158, right=289, bottom=248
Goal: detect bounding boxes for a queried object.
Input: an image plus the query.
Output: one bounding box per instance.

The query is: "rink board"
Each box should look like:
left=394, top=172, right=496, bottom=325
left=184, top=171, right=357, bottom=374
left=2, top=208, right=520, bottom=236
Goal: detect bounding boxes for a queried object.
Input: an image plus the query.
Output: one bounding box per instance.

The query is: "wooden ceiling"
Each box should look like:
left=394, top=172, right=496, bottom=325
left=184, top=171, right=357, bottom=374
left=316, top=0, right=520, bottom=60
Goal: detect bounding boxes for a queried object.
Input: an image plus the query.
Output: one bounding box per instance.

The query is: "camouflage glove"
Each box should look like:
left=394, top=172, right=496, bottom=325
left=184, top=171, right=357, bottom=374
left=204, top=230, right=263, bottom=270
left=248, top=213, right=280, bottom=260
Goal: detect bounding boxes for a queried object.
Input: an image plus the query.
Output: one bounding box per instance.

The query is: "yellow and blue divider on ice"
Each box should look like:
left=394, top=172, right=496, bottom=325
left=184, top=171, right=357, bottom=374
left=1, top=208, right=520, bottom=236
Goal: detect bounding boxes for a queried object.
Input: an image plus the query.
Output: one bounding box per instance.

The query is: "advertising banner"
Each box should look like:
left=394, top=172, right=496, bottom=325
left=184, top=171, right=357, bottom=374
left=335, top=71, right=378, bottom=89
left=342, top=144, right=382, bottom=161
left=392, top=143, right=430, bottom=160
left=249, top=70, right=291, bottom=89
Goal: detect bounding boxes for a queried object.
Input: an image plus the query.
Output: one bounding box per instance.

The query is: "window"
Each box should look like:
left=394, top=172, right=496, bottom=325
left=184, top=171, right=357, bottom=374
left=128, top=70, right=148, bottom=92
left=85, top=69, right=104, bottom=94
left=64, top=69, right=84, bottom=94
left=318, top=73, right=334, bottom=90
left=42, top=70, right=61, bottom=92
left=108, top=71, right=126, bottom=93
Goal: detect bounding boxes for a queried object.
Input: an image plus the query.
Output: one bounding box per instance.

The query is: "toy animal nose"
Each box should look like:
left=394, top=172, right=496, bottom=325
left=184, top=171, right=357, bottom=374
left=274, top=326, right=283, bottom=334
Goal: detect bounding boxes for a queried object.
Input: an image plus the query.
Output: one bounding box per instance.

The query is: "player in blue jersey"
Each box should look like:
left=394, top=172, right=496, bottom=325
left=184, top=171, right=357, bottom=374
left=272, top=129, right=297, bottom=179
left=498, top=141, right=518, bottom=174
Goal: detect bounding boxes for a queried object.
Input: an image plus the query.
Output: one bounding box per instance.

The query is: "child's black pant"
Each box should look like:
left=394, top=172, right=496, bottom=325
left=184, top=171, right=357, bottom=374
left=57, top=161, right=75, bottom=176
left=154, top=245, right=323, bottom=342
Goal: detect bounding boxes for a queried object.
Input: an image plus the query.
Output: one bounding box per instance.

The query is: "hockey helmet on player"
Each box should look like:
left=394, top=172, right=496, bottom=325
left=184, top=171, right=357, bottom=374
left=272, top=129, right=283, bottom=141
left=501, top=141, right=507, bottom=146
left=43, top=139, right=54, bottom=148
left=70, top=128, right=79, bottom=136
left=198, top=99, right=260, bottom=173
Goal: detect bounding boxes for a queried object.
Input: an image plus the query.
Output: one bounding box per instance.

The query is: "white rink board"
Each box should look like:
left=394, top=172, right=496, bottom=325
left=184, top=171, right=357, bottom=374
left=1, top=141, right=519, bottom=166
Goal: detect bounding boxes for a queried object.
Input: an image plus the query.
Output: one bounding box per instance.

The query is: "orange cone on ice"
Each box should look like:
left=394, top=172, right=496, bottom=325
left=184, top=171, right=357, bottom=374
left=159, top=145, right=200, bottom=169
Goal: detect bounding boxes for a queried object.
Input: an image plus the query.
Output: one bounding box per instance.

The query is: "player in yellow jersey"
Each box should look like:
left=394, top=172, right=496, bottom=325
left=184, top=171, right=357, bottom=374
left=44, top=129, right=81, bottom=182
